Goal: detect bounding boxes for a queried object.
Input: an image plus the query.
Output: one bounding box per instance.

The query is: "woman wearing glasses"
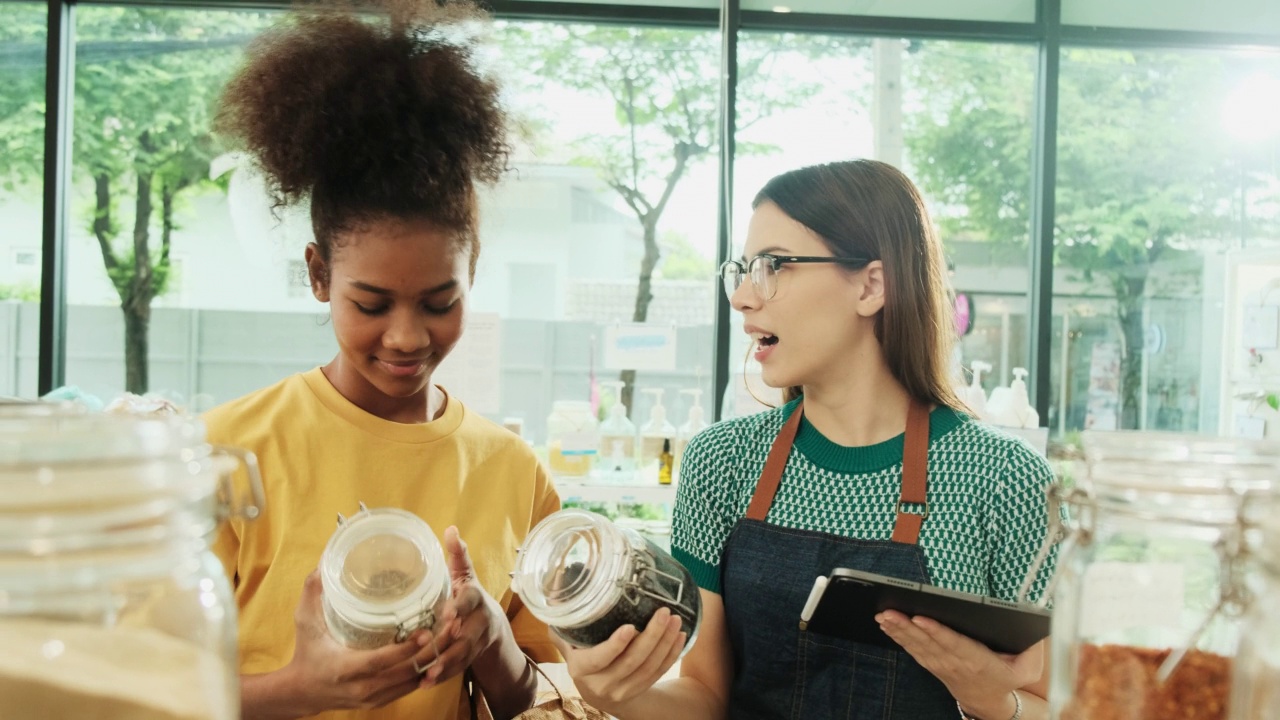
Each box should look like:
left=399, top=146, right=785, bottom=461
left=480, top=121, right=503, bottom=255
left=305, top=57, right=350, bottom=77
left=554, top=160, right=1058, bottom=720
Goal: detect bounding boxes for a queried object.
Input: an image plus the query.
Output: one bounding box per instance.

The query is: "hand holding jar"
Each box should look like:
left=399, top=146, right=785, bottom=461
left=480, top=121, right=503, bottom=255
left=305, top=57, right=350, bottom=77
left=550, top=607, right=687, bottom=712
left=274, top=571, right=443, bottom=715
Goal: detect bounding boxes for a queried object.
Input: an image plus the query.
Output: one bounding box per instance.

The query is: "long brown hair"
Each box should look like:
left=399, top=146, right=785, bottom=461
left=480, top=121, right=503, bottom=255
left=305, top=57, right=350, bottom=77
left=753, top=160, right=963, bottom=412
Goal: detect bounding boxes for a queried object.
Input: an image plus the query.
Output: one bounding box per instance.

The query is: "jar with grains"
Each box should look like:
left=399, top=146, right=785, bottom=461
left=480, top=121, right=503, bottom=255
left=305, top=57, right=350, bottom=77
left=319, top=504, right=450, bottom=650
left=0, top=400, right=263, bottom=720
left=1230, top=492, right=1280, bottom=720
left=1020, top=431, right=1280, bottom=720
left=511, top=509, right=700, bottom=654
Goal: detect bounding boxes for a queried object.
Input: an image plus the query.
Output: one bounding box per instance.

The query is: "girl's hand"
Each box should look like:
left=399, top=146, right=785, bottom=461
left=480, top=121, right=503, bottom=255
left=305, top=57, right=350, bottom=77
left=552, top=608, right=685, bottom=714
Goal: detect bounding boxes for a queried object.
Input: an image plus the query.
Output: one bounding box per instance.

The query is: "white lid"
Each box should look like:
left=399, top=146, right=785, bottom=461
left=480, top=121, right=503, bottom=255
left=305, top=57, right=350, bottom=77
left=320, top=507, right=449, bottom=627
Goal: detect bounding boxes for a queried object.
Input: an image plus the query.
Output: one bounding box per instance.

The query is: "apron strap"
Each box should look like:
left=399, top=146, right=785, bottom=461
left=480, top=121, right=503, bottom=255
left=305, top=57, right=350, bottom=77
left=745, top=401, right=803, bottom=522
left=745, top=399, right=932, bottom=547
left=889, top=400, right=931, bottom=546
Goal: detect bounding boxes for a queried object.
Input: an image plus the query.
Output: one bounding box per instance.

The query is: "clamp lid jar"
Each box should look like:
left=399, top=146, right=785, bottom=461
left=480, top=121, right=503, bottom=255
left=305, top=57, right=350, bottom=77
left=511, top=509, right=700, bottom=656
left=320, top=505, right=450, bottom=650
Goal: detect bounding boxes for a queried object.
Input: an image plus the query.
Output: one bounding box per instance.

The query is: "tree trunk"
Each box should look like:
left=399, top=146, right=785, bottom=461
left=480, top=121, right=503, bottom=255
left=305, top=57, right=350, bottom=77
left=619, top=217, right=663, bottom=416
left=123, top=298, right=150, bottom=394
left=123, top=168, right=155, bottom=394
left=1114, top=273, right=1148, bottom=430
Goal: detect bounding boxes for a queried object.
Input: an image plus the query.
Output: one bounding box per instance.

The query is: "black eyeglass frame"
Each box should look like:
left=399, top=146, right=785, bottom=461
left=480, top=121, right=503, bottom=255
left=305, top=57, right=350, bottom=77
left=719, top=253, right=874, bottom=299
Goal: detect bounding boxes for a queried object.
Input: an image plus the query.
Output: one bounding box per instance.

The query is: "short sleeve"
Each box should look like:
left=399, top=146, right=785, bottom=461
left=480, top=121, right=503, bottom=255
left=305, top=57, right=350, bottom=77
left=989, top=441, right=1060, bottom=604
left=672, top=423, right=740, bottom=595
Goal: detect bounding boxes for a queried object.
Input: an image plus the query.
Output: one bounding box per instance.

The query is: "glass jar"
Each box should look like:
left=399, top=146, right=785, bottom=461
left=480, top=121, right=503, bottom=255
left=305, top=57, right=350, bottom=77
left=511, top=509, right=701, bottom=655
left=1031, top=431, right=1280, bottom=720
left=1230, top=493, right=1280, bottom=720
left=0, top=400, right=263, bottom=720
left=320, top=505, right=450, bottom=650
left=546, top=401, right=599, bottom=479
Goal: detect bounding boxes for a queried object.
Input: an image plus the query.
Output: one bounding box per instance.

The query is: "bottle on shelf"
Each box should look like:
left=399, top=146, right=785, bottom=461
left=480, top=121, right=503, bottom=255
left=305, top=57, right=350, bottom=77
left=597, top=381, right=637, bottom=484
left=675, top=388, right=708, bottom=478
left=638, top=388, right=677, bottom=485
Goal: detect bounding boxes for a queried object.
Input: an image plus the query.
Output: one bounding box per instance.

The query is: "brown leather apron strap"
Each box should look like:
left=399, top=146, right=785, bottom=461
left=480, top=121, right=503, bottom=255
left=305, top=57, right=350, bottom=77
left=890, top=400, right=931, bottom=546
left=746, top=401, right=804, bottom=521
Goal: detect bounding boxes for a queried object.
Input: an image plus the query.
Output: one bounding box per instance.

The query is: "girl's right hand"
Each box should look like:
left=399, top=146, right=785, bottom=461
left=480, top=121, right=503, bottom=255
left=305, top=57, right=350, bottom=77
left=551, top=607, right=686, bottom=714
left=280, top=570, right=448, bottom=714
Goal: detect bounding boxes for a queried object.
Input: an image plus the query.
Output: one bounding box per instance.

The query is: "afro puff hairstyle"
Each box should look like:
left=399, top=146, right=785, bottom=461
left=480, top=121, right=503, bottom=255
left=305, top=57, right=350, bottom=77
left=215, top=0, right=509, bottom=267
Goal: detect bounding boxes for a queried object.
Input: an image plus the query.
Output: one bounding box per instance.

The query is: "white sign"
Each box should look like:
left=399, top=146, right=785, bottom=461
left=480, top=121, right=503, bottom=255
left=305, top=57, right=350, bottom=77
left=434, top=312, right=501, bottom=414
left=1242, top=305, right=1279, bottom=350
left=603, top=324, right=677, bottom=372
left=1080, top=562, right=1184, bottom=638
left=1235, top=413, right=1267, bottom=440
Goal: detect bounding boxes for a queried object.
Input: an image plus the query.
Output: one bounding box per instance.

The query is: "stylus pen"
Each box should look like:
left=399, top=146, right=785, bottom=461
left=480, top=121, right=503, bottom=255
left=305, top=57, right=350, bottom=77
left=798, top=575, right=828, bottom=631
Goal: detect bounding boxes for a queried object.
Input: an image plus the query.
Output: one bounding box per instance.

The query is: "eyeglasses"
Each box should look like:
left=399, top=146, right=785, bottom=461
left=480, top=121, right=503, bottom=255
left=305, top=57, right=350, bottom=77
left=719, top=254, right=873, bottom=301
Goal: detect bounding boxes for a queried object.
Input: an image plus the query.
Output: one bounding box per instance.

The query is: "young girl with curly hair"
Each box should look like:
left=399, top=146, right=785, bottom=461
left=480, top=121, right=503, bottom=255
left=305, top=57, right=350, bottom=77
left=205, top=3, right=558, bottom=718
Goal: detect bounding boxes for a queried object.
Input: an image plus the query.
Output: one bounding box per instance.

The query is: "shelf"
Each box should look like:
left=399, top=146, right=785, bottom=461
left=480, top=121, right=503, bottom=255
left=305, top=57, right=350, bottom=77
left=553, top=481, right=677, bottom=506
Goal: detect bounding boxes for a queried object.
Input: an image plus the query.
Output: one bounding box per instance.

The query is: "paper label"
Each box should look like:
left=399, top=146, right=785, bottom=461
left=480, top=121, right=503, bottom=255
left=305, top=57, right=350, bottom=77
left=559, top=432, right=597, bottom=455
left=1080, top=561, right=1184, bottom=637
left=603, top=324, right=677, bottom=372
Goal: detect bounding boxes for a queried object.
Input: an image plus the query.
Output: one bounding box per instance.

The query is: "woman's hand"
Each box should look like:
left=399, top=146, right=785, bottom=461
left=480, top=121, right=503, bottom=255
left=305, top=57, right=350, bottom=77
left=270, top=570, right=447, bottom=716
left=552, top=607, right=686, bottom=715
left=877, top=610, right=1041, bottom=720
left=413, top=526, right=507, bottom=688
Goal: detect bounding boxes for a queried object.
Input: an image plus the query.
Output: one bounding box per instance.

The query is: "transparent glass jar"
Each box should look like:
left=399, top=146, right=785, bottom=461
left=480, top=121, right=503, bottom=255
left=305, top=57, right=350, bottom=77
left=511, top=509, right=700, bottom=655
left=0, top=400, right=263, bottom=720
left=320, top=505, right=450, bottom=650
left=1029, top=431, right=1280, bottom=720
left=1230, top=493, right=1280, bottom=720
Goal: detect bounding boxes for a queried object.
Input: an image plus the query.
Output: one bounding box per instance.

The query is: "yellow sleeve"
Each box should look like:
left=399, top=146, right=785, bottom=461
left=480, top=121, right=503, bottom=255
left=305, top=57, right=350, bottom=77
left=509, top=461, right=562, bottom=663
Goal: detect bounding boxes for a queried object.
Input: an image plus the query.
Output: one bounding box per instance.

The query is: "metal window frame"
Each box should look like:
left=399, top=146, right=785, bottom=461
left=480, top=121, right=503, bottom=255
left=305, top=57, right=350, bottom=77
left=19, top=0, right=1280, bottom=422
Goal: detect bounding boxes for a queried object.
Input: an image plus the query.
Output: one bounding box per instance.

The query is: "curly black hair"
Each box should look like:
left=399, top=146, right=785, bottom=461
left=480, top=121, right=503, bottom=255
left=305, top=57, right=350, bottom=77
left=215, top=0, right=509, bottom=268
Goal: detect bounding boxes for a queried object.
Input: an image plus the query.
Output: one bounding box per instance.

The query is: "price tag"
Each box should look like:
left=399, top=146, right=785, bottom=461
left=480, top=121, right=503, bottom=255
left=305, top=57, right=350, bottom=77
left=1080, top=562, right=1184, bottom=637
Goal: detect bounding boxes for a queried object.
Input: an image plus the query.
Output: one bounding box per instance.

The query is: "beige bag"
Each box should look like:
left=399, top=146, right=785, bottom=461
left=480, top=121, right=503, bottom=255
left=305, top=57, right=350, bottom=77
left=465, top=659, right=612, bottom=720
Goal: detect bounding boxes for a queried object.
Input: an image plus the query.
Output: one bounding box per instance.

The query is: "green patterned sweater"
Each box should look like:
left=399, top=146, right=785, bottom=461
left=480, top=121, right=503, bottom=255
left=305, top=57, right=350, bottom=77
left=671, top=398, right=1059, bottom=603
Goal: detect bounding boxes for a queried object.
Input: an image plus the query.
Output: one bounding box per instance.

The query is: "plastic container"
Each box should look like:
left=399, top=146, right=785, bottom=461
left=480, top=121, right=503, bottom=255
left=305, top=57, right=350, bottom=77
left=511, top=509, right=700, bottom=655
left=597, top=381, right=637, bottom=482
left=320, top=505, right=450, bottom=650
left=958, top=360, right=991, bottom=420
left=0, top=400, right=263, bottom=720
left=675, top=388, right=708, bottom=477
left=1023, top=431, right=1280, bottom=720
left=638, top=389, right=676, bottom=483
left=546, top=401, right=599, bottom=479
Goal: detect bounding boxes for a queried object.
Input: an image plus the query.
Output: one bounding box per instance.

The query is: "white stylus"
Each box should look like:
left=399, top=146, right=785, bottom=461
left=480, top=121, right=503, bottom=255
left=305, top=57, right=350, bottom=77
left=799, top=575, right=829, bottom=630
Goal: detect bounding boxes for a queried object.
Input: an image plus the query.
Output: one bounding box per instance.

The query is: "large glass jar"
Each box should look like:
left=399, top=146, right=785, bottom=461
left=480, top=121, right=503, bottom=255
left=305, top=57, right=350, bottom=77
left=511, top=509, right=701, bottom=655
left=1036, top=431, right=1280, bottom=720
left=0, top=401, right=263, bottom=719
left=1230, top=492, right=1280, bottom=720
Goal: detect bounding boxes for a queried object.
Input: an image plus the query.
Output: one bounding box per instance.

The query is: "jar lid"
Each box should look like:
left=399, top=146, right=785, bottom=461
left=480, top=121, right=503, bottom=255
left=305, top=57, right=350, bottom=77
left=511, top=509, right=628, bottom=629
left=0, top=401, right=206, bottom=466
left=320, top=507, right=448, bottom=623
left=1082, top=430, right=1280, bottom=496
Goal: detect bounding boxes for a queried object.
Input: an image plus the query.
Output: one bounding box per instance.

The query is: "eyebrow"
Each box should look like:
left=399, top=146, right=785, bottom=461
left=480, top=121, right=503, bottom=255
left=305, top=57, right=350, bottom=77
left=349, top=279, right=458, bottom=297
left=739, top=246, right=790, bottom=263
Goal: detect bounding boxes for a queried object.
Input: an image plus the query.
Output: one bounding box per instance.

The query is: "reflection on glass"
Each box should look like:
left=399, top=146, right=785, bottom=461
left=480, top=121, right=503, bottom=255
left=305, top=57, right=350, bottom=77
left=0, top=3, right=47, bottom=398
left=1052, top=48, right=1280, bottom=437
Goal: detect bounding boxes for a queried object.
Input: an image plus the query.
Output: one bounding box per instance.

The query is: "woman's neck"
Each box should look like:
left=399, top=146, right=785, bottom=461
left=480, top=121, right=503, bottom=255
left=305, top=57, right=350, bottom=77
left=321, top=359, right=444, bottom=424
left=800, top=347, right=914, bottom=448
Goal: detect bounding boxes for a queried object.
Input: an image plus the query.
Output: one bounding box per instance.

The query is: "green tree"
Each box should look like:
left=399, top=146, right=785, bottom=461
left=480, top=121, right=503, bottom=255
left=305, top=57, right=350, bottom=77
left=659, top=230, right=715, bottom=281
left=0, top=7, right=269, bottom=393
left=906, top=44, right=1261, bottom=428
left=502, top=24, right=838, bottom=410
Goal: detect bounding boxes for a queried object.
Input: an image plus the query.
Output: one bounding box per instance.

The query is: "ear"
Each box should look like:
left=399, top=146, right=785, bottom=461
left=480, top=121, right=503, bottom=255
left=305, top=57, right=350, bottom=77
left=855, top=260, right=886, bottom=317
left=304, top=243, right=330, bottom=303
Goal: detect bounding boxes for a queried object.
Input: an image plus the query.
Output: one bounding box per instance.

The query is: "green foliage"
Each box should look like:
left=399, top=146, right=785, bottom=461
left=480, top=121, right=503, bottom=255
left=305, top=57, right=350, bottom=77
left=0, top=283, right=40, bottom=302
left=1267, top=393, right=1279, bottom=412
left=659, top=230, right=715, bottom=281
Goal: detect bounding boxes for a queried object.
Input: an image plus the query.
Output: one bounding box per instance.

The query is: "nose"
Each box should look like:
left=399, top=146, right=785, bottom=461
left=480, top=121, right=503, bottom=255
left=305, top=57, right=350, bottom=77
left=382, top=307, right=430, bottom=354
left=730, top=274, right=761, bottom=313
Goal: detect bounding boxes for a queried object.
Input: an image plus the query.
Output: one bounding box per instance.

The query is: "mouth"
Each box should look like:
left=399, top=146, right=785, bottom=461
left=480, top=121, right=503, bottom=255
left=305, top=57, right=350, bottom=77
left=376, top=358, right=428, bottom=378
left=749, top=331, right=779, bottom=352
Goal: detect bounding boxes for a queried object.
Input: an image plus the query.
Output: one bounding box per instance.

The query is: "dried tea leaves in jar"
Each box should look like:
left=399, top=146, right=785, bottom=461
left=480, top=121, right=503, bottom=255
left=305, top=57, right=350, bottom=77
left=1063, top=644, right=1231, bottom=720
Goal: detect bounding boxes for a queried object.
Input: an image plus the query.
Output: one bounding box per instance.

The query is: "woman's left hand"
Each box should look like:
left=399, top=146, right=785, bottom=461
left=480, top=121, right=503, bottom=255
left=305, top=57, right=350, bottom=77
left=877, top=610, right=1041, bottom=718
left=415, top=526, right=504, bottom=688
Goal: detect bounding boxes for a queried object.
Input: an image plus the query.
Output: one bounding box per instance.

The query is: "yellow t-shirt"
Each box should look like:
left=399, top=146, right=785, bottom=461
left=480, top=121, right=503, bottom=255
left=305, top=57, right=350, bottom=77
left=205, top=368, right=561, bottom=720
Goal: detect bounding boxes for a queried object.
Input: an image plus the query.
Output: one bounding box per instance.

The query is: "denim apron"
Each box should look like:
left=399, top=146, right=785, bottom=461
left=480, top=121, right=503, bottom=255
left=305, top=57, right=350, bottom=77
left=721, top=400, right=957, bottom=719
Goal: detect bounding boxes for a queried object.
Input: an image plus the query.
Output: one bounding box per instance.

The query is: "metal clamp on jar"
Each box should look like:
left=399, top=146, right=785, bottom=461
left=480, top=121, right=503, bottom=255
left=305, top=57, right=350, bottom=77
left=0, top=400, right=264, bottom=720
left=319, top=504, right=450, bottom=652
left=1020, top=431, right=1280, bottom=720
left=511, top=508, right=701, bottom=656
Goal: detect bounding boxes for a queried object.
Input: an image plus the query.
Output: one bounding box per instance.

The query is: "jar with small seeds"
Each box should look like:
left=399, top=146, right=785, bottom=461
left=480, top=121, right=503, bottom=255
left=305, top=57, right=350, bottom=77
left=511, top=509, right=700, bottom=654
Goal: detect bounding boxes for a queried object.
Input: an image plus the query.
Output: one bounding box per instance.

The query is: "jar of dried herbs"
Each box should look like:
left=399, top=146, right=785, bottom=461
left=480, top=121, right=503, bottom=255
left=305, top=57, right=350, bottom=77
left=1021, top=431, right=1280, bottom=720
left=0, top=400, right=263, bottom=720
left=320, top=505, right=450, bottom=649
left=511, top=508, right=700, bottom=654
